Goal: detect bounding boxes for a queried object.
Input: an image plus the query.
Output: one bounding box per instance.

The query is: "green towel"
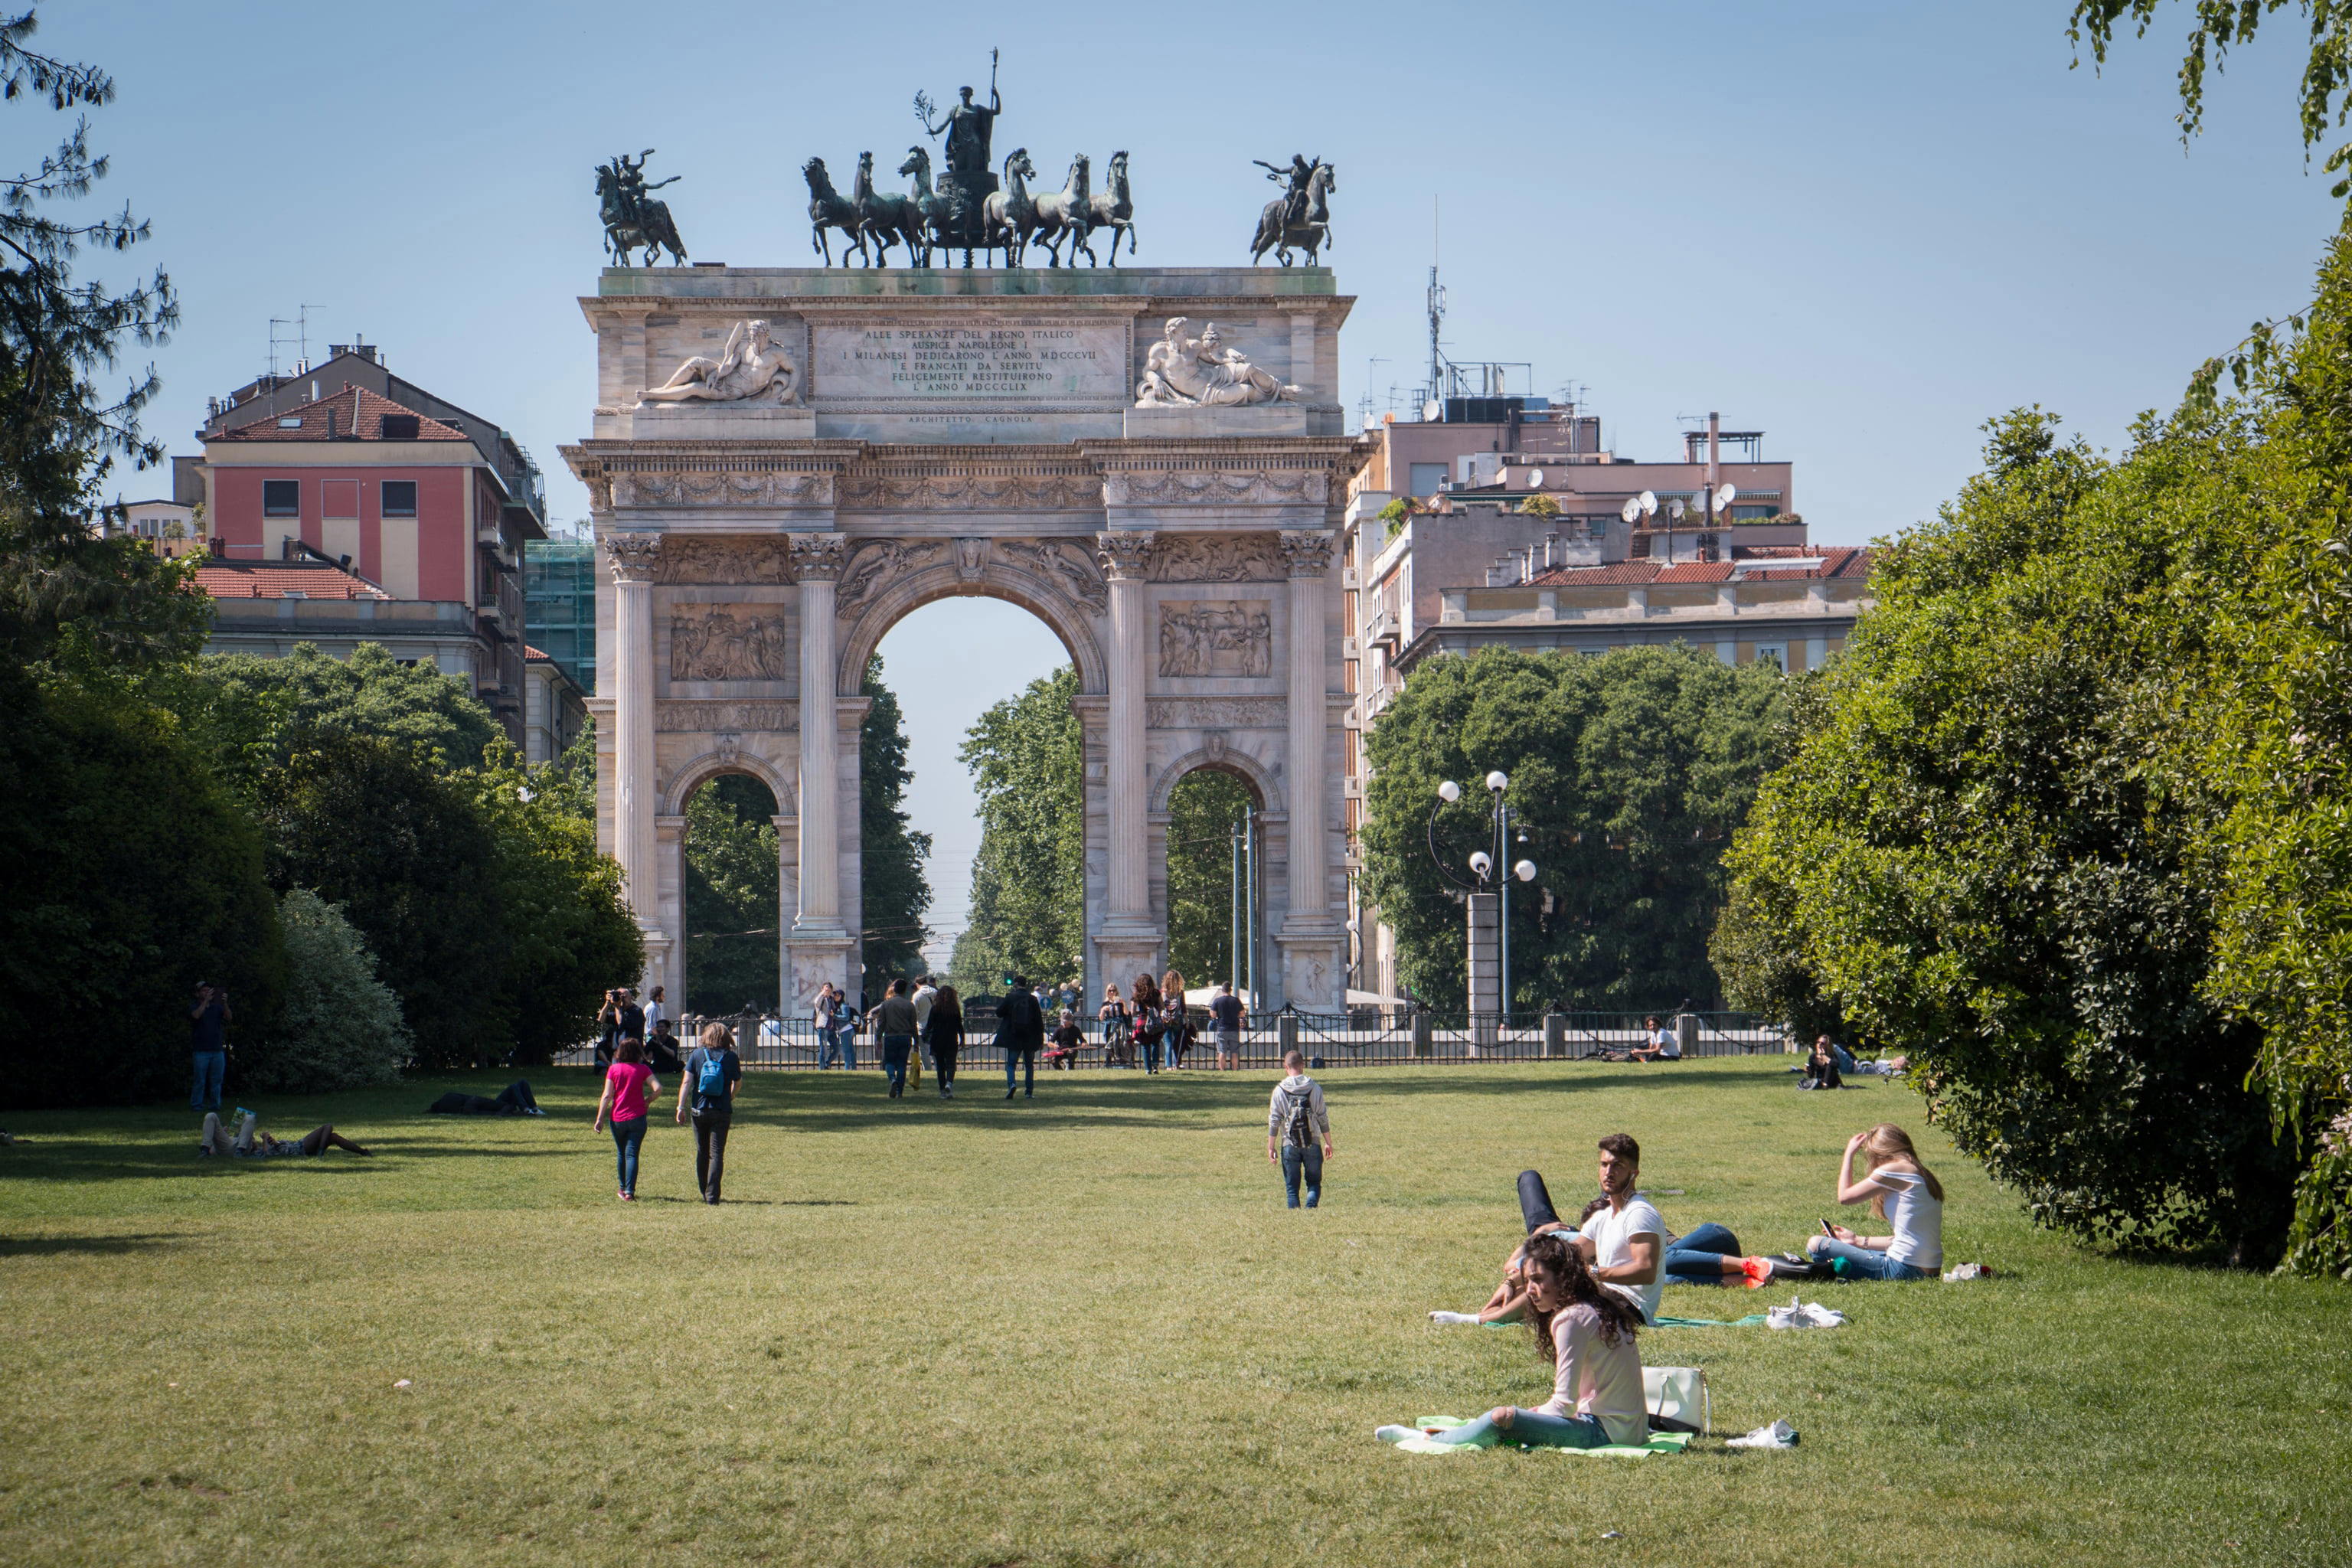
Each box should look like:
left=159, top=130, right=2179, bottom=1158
left=1392, top=1419, right=1694, bottom=1459
left=1651, top=1312, right=1770, bottom=1328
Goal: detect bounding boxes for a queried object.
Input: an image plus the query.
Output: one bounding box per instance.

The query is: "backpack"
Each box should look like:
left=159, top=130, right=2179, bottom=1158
left=694, top=1048, right=732, bottom=1106
left=1280, top=1081, right=1319, bottom=1147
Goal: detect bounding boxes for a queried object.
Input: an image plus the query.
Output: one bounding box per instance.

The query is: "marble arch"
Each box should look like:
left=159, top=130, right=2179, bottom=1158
left=564, top=266, right=1365, bottom=1014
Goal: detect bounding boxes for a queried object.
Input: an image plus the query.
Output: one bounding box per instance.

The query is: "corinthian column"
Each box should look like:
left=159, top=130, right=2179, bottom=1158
left=1097, top=531, right=1155, bottom=924
left=1281, top=531, right=1334, bottom=916
left=605, top=533, right=664, bottom=945
left=791, top=533, right=848, bottom=936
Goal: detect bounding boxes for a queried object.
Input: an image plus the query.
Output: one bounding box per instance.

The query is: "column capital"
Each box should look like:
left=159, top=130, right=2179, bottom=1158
left=605, top=531, right=664, bottom=583
left=1279, top=529, right=1335, bottom=577
left=1095, top=529, right=1156, bottom=581
left=790, top=532, right=849, bottom=582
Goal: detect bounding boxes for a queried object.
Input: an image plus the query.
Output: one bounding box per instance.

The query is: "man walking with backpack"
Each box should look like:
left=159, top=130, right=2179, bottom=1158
left=1267, top=1050, right=1334, bottom=1208
left=676, top=1021, right=743, bottom=1204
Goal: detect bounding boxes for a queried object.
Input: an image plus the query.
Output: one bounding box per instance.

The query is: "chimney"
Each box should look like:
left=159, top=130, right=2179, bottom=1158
left=209, top=537, right=226, bottom=558
left=1707, top=411, right=1721, bottom=490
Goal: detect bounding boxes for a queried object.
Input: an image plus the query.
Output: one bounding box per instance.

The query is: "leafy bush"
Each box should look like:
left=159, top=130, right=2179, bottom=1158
left=241, top=889, right=409, bottom=1093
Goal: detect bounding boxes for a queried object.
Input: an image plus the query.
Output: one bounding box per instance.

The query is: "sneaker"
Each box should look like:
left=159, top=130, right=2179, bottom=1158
left=1374, top=1425, right=1418, bottom=1445
left=1427, top=1311, right=1481, bottom=1325
left=1005, top=1089, right=1017, bottom=1100
left=1724, top=1419, right=1799, bottom=1449
left=1740, top=1256, right=1774, bottom=1289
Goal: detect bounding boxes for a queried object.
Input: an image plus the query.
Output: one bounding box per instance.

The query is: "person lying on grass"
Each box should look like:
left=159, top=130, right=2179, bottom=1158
left=198, top=1112, right=371, bottom=1158
left=1802, top=1123, right=1945, bottom=1282
left=1382, top=1232, right=1648, bottom=1451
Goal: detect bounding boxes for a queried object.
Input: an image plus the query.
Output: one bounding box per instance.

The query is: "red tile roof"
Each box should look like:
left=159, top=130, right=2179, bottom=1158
left=192, top=558, right=391, bottom=600
left=524, top=645, right=553, bottom=662
left=1527, top=545, right=1872, bottom=588
left=212, top=384, right=468, bottom=443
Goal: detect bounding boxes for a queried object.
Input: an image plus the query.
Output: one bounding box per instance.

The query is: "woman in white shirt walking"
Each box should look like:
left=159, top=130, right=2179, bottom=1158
left=1804, top=1122, right=1945, bottom=1281
left=1382, top=1231, right=1647, bottom=1450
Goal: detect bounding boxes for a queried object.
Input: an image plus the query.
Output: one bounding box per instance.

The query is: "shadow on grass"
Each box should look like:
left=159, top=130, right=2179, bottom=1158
left=0, top=1232, right=183, bottom=1257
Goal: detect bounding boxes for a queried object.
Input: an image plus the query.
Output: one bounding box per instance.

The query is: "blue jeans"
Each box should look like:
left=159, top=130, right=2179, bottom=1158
left=1282, top=1143, right=1323, bottom=1207
left=1664, top=1221, right=1746, bottom=1285
left=817, top=1026, right=842, bottom=1068
left=1004, top=1047, right=1036, bottom=1095
left=609, top=1116, right=647, bottom=1194
left=880, top=1034, right=913, bottom=1092
left=189, top=1051, right=225, bottom=1111
left=1432, top=1410, right=1615, bottom=1449
left=1808, top=1238, right=1929, bottom=1281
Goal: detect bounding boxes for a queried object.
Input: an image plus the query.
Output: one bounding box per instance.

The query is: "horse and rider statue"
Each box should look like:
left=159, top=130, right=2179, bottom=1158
left=1250, top=155, right=1334, bottom=266
left=596, top=149, right=688, bottom=267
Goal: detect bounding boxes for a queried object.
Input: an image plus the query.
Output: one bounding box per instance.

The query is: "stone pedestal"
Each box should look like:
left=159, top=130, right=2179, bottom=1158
left=1123, top=403, right=1308, bottom=439
left=624, top=402, right=815, bottom=442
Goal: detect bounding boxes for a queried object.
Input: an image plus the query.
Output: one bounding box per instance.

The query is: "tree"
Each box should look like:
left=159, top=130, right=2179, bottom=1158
left=951, top=665, right=1085, bottom=991
left=0, top=11, right=193, bottom=671
left=1165, top=768, right=1256, bottom=986
left=1520, top=492, right=1561, bottom=519
left=0, top=662, right=284, bottom=1108
left=684, top=773, right=781, bottom=1013
left=243, top=889, right=408, bottom=1093
left=254, top=733, right=505, bottom=1067
left=466, top=747, right=642, bottom=1064
left=1722, top=407, right=2297, bottom=1261
left=1359, top=645, right=1787, bottom=1011
left=172, top=642, right=505, bottom=787
left=860, top=654, right=933, bottom=985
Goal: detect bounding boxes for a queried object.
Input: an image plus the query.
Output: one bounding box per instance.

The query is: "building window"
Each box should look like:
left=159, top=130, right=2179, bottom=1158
left=381, top=480, right=417, bottom=517
left=1754, top=644, right=1786, bottom=672
left=263, top=479, right=299, bottom=517
left=380, top=413, right=420, bottom=440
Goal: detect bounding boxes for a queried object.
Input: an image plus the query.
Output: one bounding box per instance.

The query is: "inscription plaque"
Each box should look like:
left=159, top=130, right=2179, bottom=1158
left=812, top=322, right=1126, bottom=402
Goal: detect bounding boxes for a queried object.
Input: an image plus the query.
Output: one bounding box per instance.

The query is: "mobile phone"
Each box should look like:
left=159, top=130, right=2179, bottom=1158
left=1819, top=1218, right=1836, bottom=1235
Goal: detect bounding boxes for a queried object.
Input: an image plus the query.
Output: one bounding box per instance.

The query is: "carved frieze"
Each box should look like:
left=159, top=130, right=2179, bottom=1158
left=1148, top=531, right=1282, bottom=583
left=670, top=605, right=790, bottom=681
left=1102, top=469, right=1328, bottom=508
left=835, top=539, right=947, bottom=616
left=612, top=470, right=826, bottom=508
left=791, top=533, right=848, bottom=583
left=1147, top=696, right=1286, bottom=729
left=1159, top=599, right=1272, bottom=678
left=656, top=701, right=799, bottom=733
left=837, top=471, right=1100, bottom=510
left=997, top=537, right=1108, bottom=616
left=658, top=535, right=797, bottom=585
left=605, top=533, right=663, bottom=583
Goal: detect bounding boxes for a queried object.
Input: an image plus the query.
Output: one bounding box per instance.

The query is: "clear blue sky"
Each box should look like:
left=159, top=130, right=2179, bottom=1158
left=38, top=0, right=2341, bottom=959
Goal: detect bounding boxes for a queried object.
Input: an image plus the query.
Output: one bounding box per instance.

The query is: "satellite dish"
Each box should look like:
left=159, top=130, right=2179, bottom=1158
left=1620, top=497, right=1641, bottom=524
left=1526, top=469, right=1545, bottom=488
left=1668, top=498, right=1686, bottom=520
left=1715, top=482, right=1739, bottom=512
left=1638, top=490, right=1658, bottom=517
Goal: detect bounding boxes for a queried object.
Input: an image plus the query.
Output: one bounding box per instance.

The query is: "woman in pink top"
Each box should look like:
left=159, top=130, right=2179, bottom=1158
left=592, top=1037, right=660, bottom=1200
left=1381, top=1232, right=1648, bottom=1450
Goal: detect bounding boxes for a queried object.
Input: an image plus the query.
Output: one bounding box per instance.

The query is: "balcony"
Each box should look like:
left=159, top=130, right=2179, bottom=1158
left=1367, top=609, right=1401, bottom=650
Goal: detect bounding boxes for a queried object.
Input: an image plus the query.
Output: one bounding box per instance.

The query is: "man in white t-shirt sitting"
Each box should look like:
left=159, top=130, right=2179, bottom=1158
left=1521, top=1132, right=1668, bottom=1324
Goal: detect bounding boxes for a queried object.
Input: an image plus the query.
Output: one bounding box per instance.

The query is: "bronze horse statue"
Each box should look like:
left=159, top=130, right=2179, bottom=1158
left=899, top=146, right=952, bottom=267
left=852, top=150, right=926, bottom=266
left=805, top=157, right=869, bottom=266
left=1087, top=150, right=1136, bottom=266
left=982, top=148, right=1037, bottom=266
left=1027, top=153, right=1093, bottom=267
left=1250, top=159, right=1335, bottom=266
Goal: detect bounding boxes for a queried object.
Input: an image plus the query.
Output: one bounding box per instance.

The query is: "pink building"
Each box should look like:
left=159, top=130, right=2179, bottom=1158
left=191, top=384, right=538, bottom=742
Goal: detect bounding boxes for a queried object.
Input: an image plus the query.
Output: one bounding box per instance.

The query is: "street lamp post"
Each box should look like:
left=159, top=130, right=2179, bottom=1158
left=1432, top=774, right=1540, bottom=1033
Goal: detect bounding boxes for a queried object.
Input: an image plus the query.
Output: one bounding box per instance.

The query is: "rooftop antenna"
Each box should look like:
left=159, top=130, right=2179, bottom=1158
left=1425, top=195, right=1445, bottom=417
left=266, top=304, right=316, bottom=381
left=1357, top=354, right=1388, bottom=428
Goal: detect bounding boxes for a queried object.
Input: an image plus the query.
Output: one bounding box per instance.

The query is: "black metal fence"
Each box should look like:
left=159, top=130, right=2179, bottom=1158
left=559, top=1008, right=1788, bottom=1070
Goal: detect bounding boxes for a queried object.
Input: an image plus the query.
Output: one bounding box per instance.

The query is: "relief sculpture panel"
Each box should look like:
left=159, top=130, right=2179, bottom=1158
left=670, top=605, right=791, bottom=681
left=658, top=535, right=796, bottom=585
left=996, top=537, right=1109, bottom=616
left=1158, top=599, right=1272, bottom=678
left=834, top=539, right=946, bottom=616
left=1148, top=532, right=1280, bottom=583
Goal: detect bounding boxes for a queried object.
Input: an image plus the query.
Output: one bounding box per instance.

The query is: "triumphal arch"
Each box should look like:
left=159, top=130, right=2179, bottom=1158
left=561, top=267, right=1365, bottom=1014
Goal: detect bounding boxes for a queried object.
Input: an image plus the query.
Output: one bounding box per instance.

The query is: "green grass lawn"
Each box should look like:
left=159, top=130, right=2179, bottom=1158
left=2, top=1057, right=2347, bottom=1566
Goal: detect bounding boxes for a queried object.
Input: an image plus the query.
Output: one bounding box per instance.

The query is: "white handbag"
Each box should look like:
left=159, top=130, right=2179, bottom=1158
left=1643, top=1365, right=1711, bottom=1435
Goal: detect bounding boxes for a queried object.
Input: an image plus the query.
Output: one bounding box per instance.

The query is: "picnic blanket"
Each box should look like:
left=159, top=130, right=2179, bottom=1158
left=1482, top=1312, right=1769, bottom=1328
left=1390, top=1417, right=1694, bottom=1459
